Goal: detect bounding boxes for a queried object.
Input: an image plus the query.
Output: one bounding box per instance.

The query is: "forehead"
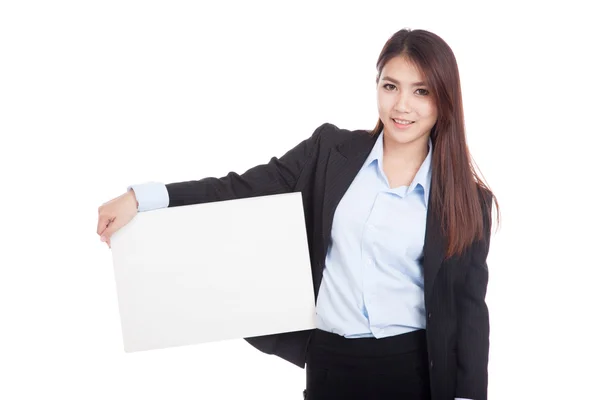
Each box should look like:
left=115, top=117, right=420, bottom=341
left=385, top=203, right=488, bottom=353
left=381, top=56, right=426, bottom=83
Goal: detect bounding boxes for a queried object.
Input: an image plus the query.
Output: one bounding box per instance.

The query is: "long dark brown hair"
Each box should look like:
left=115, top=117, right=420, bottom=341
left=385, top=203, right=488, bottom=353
left=371, top=28, right=500, bottom=260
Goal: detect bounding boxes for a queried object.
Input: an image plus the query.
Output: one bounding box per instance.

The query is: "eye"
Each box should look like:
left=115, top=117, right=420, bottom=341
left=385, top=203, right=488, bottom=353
left=383, top=83, right=396, bottom=91
left=416, top=88, right=429, bottom=96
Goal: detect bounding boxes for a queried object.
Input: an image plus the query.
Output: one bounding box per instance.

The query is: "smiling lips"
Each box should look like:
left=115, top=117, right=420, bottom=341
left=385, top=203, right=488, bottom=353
left=392, top=118, right=415, bottom=128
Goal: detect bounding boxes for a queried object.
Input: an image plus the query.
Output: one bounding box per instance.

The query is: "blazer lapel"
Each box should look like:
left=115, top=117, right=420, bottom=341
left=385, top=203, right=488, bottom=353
left=319, top=129, right=445, bottom=300
left=321, top=131, right=378, bottom=267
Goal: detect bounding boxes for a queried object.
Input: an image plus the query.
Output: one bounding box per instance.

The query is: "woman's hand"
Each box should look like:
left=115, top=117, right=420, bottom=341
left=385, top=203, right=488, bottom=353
left=97, top=190, right=138, bottom=248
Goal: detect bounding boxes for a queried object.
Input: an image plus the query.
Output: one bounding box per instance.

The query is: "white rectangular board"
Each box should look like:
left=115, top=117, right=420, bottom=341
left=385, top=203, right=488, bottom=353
left=110, top=192, right=316, bottom=353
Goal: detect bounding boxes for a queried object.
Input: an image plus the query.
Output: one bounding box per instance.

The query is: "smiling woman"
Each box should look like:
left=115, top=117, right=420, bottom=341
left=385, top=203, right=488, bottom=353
left=97, top=27, right=499, bottom=400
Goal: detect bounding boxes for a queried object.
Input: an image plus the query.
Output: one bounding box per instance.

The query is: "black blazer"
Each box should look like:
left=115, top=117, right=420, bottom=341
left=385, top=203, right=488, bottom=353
left=166, top=123, right=492, bottom=400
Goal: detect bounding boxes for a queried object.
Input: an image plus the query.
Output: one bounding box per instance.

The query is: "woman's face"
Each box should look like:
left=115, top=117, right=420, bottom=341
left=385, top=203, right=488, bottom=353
left=377, top=55, right=438, bottom=148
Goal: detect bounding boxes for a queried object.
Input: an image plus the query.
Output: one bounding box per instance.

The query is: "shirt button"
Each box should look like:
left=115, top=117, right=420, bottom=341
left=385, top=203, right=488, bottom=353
left=428, top=313, right=432, bottom=320
left=430, top=360, right=434, bottom=369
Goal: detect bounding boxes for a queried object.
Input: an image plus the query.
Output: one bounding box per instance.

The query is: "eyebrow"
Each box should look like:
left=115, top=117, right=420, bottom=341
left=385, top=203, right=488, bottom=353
left=381, top=76, right=427, bottom=87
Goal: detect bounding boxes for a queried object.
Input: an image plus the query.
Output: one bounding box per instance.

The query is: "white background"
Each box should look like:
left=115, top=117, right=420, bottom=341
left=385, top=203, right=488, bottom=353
left=1, top=1, right=599, bottom=399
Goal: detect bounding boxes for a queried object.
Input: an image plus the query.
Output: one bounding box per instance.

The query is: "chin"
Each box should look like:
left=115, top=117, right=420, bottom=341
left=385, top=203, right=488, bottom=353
left=382, top=122, right=427, bottom=145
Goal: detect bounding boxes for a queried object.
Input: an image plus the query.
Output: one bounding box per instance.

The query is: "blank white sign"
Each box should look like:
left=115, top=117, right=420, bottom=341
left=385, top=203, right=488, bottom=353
left=110, top=192, right=316, bottom=353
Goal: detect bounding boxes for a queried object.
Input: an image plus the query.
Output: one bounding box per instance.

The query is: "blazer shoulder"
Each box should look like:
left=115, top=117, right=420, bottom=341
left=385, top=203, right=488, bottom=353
left=477, top=185, right=493, bottom=210
left=314, top=122, right=374, bottom=150
left=473, top=184, right=495, bottom=252
left=476, top=184, right=495, bottom=226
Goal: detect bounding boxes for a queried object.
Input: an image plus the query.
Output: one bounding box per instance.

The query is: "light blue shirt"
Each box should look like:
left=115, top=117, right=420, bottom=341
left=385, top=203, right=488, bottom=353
left=316, top=133, right=431, bottom=338
left=127, top=181, right=169, bottom=212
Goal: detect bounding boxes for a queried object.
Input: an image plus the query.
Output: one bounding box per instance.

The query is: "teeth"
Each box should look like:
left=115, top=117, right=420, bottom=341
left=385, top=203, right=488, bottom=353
left=394, top=119, right=413, bottom=125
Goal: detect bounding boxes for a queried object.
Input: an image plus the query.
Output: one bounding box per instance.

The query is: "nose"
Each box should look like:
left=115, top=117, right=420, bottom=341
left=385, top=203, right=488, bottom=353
left=393, top=92, right=411, bottom=113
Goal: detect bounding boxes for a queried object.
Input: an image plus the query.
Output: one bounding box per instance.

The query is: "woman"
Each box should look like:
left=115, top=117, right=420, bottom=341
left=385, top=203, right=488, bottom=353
left=97, top=28, right=499, bottom=400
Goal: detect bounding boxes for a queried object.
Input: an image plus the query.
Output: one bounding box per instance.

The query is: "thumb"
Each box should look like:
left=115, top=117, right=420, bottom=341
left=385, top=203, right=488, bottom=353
left=97, top=214, right=112, bottom=237
left=99, top=218, right=118, bottom=242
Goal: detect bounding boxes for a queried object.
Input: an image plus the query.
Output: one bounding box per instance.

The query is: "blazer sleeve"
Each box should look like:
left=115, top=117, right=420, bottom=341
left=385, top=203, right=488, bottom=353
left=165, top=123, right=329, bottom=207
left=455, top=189, right=493, bottom=400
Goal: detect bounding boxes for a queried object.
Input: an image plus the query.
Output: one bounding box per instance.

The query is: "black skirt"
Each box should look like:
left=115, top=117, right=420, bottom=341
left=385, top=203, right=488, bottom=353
left=304, top=329, right=431, bottom=400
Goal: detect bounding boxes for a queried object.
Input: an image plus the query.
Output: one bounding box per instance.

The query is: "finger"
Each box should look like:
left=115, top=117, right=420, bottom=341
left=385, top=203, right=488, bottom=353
left=97, top=214, right=112, bottom=236
left=98, top=219, right=114, bottom=238
left=100, top=218, right=118, bottom=242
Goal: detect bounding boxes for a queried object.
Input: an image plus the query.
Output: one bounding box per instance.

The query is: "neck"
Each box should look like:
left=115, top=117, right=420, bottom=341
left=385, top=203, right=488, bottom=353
left=382, top=133, right=429, bottom=167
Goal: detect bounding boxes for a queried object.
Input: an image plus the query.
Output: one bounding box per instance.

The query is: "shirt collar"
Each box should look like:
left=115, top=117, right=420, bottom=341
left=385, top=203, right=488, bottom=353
left=366, top=133, right=433, bottom=207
